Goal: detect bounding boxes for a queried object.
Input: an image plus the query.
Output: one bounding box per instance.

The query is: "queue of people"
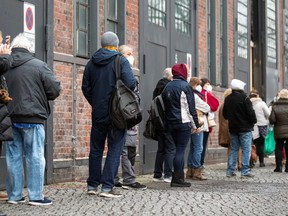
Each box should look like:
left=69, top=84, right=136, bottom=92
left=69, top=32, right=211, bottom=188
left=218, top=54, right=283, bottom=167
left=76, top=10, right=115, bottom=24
left=0, top=30, right=287, bottom=213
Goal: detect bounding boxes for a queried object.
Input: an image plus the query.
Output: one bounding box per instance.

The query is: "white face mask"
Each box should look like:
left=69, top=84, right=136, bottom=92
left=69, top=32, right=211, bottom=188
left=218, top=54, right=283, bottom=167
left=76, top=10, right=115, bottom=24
left=126, top=56, right=134, bottom=67
left=205, top=85, right=213, bottom=92
left=195, top=85, right=202, bottom=92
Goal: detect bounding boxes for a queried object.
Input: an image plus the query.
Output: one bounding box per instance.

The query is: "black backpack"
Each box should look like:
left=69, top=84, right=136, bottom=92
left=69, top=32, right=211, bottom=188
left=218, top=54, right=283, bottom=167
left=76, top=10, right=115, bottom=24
left=109, top=55, right=142, bottom=129
left=143, top=87, right=167, bottom=140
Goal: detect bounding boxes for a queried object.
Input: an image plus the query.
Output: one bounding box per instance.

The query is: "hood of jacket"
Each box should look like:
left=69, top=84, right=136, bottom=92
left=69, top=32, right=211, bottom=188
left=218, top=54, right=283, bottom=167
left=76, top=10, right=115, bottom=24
left=91, top=48, right=120, bottom=66
left=250, top=97, right=262, bottom=105
left=10, top=48, right=34, bottom=68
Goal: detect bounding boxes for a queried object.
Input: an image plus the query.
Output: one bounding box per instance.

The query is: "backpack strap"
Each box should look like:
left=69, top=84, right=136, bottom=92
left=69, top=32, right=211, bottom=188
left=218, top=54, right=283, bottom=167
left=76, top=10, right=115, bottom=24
left=114, top=55, right=121, bottom=80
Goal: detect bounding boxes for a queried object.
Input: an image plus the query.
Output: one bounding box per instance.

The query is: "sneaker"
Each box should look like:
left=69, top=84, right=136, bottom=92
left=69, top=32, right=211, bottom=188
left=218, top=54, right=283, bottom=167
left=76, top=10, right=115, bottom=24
left=226, top=173, right=236, bottom=178
left=152, top=177, right=164, bottom=182
left=164, top=177, right=172, bottom=183
left=0, top=210, right=7, bottom=216
left=87, top=189, right=97, bottom=195
left=114, top=182, right=123, bottom=188
left=241, top=173, right=255, bottom=178
left=29, top=197, right=52, bottom=206
left=99, top=189, right=122, bottom=198
left=7, top=197, right=25, bottom=205
left=122, top=182, right=147, bottom=190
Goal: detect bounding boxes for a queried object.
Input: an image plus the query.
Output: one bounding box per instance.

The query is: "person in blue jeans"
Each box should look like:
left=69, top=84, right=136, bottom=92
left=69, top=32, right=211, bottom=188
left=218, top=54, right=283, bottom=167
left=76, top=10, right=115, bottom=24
left=82, top=32, right=136, bottom=198
left=223, top=79, right=256, bottom=178
left=162, top=63, right=201, bottom=187
left=4, top=33, right=61, bottom=206
left=186, top=77, right=210, bottom=180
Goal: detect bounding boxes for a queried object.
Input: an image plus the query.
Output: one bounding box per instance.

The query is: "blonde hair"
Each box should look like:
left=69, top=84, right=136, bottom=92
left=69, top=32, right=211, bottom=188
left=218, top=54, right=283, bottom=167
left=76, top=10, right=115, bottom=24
left=223, top=88, right=232, bottom=98
left=279, top=89, right=288, bottom=99
left=189, top=77, right=201, bottom=87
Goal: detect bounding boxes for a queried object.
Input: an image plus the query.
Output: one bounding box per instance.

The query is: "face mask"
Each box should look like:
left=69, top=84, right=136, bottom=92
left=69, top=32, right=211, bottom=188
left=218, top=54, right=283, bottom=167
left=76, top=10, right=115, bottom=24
left=195, top=85, right=202, bottom=92
left=126, top=56, right=134, bottom=67
left=205, top=85, right=213, bottom=92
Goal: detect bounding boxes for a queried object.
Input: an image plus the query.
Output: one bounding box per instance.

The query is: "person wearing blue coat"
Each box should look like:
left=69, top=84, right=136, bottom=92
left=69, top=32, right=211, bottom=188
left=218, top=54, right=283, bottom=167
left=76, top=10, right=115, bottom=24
left=82, top=32, right=136, bottom=198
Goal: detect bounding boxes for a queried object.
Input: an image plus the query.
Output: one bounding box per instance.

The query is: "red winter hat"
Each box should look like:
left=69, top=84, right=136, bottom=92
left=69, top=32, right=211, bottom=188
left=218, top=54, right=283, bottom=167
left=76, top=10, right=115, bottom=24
left=172, top=63, right=187, bottom=80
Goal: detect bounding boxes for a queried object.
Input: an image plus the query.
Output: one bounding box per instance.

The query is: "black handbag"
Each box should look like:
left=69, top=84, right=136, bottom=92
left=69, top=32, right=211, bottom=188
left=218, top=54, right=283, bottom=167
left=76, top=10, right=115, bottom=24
left=0, top=75, right=13, bottom=141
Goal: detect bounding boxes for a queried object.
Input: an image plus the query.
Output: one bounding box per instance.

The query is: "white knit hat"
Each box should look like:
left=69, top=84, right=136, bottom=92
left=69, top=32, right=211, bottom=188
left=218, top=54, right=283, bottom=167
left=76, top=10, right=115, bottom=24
left=230, top=79, right=246, bottom=90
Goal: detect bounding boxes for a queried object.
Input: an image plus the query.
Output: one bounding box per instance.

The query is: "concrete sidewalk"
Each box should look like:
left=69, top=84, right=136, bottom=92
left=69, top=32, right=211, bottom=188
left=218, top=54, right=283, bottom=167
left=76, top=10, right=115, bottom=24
left=1, top=157, right=288, bottom=216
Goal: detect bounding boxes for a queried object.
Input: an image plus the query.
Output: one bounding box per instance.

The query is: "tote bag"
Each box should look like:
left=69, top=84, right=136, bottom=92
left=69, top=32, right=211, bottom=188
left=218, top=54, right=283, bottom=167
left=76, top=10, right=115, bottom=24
left=264, top=126, right=276, bottom=155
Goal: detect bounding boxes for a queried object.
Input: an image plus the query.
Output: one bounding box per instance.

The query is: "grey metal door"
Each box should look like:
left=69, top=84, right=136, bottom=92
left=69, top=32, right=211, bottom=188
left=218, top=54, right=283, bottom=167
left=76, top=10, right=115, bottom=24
left=234, top=0, right=251, bottom=92
left=139, top=0, right=196, bottom=173
left=0, top=0, right=47, bottom=189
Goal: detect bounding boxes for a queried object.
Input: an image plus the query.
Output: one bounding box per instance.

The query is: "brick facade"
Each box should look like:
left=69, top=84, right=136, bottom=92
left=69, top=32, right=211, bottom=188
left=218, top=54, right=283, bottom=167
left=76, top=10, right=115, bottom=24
left=51, top=0, right=285, bottom=183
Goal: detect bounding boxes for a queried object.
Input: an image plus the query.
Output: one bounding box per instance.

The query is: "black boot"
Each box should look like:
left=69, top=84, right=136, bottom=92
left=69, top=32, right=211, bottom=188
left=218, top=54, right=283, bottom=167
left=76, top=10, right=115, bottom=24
left=285, top=162, right=288, bottom=172
left=171, top=172, right=191, bottom=187
left=274, top=148, right=283, bottom=172
left=274, top=166, right=282, bottom=172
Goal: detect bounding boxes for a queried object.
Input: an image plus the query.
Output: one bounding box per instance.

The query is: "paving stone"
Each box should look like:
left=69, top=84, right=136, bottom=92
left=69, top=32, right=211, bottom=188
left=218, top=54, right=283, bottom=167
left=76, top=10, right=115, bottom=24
left=1, top=157, right=287, bottom=216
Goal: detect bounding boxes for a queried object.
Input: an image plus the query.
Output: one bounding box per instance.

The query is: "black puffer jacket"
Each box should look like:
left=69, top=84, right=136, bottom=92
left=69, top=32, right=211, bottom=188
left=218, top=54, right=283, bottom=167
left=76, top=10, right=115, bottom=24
left=223, top=89, right=256, bottom=133
left=152, top=78, right=170, bottom=99
left=5, top=48, right=61, bottom=124
left=269, top=98, right=288, bottom=139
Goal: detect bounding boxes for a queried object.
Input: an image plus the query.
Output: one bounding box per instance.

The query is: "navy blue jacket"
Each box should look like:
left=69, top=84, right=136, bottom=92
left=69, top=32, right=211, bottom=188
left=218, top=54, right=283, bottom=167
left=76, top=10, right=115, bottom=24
left=162, top=77, right=199, bottom=128
left=82, top=48, right=136, bottom=124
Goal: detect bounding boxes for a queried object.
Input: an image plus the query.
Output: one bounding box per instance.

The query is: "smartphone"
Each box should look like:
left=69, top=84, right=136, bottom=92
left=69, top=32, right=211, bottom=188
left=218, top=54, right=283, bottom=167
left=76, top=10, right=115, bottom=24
left=5, top=35, right=10, bottom=46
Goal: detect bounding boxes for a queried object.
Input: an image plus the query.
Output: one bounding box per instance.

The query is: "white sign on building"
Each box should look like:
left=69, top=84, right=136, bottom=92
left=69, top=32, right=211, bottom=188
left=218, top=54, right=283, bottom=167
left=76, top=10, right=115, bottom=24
left=23, top=2, right=35, bottom=53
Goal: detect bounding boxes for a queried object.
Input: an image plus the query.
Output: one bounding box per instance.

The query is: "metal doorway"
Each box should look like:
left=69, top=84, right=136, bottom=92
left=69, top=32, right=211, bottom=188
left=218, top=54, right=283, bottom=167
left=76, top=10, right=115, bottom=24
left=139, top=0, right=197, bottom=174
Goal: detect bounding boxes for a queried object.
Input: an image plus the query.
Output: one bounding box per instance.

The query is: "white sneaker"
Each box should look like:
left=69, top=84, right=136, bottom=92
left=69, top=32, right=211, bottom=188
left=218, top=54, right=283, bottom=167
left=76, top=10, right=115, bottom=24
left=153, top=177, right=164, bottom=182
left=164, top=177, right=172, bottom=183
left=99, top=189, right=122, bottom=198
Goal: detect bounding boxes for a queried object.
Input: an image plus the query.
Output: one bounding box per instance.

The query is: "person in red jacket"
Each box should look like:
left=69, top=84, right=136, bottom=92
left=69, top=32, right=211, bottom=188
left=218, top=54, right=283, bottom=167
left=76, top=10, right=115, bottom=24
left=200, top=78, right=219, bottom=169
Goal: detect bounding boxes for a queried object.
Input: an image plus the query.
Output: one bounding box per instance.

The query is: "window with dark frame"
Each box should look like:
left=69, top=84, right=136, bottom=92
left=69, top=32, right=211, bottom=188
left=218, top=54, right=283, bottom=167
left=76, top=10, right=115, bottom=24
left=267, top=0, right=277, bottom=66
left=106, top=0, right=118, bottom=34
left=148, top=0, right=166, bottom=27
left=175, top=0, right=191, bottom=35
left=237, top=0, right=248, bottom=59
left=75, top=0, right=89, bottom=58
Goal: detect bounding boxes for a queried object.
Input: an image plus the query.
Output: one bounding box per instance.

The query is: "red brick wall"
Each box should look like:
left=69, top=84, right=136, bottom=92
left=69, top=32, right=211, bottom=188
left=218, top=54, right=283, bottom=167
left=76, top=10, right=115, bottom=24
left=52, top=0, right=140, bottom=182
left=54, top=0, right=73, bottom=54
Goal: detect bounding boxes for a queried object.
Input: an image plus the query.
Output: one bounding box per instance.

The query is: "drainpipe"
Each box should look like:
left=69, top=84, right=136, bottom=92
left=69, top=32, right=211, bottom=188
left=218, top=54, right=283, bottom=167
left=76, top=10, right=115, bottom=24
left=72, top=63, right=77, bottom=181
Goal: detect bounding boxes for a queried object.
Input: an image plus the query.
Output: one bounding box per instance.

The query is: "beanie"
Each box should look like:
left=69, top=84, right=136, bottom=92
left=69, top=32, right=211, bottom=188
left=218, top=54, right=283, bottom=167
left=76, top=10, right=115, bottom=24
left=101, top=31, right=119, bottom=47
left=230, top=79, right=246, bottom=90
left=172, top=64, right=187, bottom=80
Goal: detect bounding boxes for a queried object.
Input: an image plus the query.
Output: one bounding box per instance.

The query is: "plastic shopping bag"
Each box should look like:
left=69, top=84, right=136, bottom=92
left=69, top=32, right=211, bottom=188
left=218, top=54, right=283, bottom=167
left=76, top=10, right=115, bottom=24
left=264, top=126, right=276, bottom=155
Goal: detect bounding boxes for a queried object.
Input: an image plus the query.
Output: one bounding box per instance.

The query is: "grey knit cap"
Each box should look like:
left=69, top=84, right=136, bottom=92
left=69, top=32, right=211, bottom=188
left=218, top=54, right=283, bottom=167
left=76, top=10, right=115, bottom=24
left=101, top=31, right=119, bottom=47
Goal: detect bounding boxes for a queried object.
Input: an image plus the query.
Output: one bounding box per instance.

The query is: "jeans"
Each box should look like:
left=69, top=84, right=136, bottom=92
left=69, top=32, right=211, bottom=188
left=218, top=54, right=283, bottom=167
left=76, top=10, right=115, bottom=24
left=168, top=123, right=191, bottom=174
left=200, top=131, right=209, bottom=166
left=5, top=124, right=45, bottom=201
left=87, top=123, right=126, bottom=192
left=153, top=132, right=175, bottom=178
left=227, top=131, right=252, bottom=176
left=121, top=146, right=136, bottom=184
left=187, top=132, right=204, bottom=168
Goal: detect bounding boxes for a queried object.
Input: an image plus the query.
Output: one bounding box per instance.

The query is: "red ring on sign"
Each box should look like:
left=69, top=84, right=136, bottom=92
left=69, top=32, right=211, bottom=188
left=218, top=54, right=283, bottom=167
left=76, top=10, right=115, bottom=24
left=26, top=7, right=34, bottom=31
